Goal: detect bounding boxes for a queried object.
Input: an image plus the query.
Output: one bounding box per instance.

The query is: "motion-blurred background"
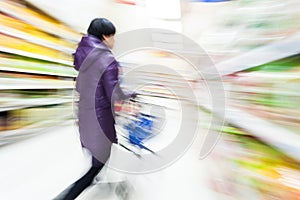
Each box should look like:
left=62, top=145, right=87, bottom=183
left=0, top=0, right=300, bottom=199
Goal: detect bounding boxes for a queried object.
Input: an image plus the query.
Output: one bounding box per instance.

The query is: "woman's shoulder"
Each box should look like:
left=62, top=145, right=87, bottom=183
left=91, top=47, right=115, bottom=66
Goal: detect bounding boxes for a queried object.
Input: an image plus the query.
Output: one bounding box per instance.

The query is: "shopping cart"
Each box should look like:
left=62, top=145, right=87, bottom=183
left=123, top=112, right=156, bottom=153
left=116, top=97, right=159, bottom=156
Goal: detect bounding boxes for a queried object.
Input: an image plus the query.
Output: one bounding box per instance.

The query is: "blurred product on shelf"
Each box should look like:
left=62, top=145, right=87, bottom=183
left=0, top=103, right=73, bottom=146
left=200, top=42, right=300, bottom=199
left=0, top=0, right=79, bottom=145
left=0, top=33, right=73, bottom=63
left=0, top=12, right=76, bottom=53
left=198, top=0, right=300, bottom=62
left=0, top=53, right=77, bottom=77
left=0, top=89, right=75, bottom=112
left=207, top=122, right=300, bottom=200
left=224, top=54, right=300, bottom=131
left=0, top=0, right=81, bottom=42
left=2, top=103, right=73, bottom=131
left=0, top=71, right=75, bottom=90
left=0, top=0, right=80, bottom=65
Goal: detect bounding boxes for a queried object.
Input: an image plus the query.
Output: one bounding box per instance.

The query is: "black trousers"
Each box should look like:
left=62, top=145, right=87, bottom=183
left=55, top=157, right=104, bottom=200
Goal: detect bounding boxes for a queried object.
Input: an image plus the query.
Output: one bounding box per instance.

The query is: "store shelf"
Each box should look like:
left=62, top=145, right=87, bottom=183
left=0, top=114, right=73, bottom=146
left=0, top=24, right=74, bottom=54
left=0, top=65, right=77, bottom=78
left=0, top=46, right=73, bottom=66
left=216, top=32, right=300, bottom=76
left=0, top=97, right=76, bottom=112
left=0, top=1, right=79, bottom=147
left=0, top=78, right=75, bottom=90
left=200, top=102, right=300, bottom=163
left=0, top=1, right=81, bottom=42
left=228, top=81, right=300, bottom=96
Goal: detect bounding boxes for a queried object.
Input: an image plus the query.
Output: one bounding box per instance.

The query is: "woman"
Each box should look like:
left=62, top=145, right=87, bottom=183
left=57, top=18, right=134, bottom=200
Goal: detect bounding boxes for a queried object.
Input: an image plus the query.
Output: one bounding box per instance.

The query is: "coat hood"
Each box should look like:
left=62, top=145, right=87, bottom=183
left=73, top=35, right=110, bottom=71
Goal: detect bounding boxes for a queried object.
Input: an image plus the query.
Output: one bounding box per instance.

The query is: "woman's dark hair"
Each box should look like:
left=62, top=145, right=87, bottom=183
left=87, top=18, right=116, bottom=40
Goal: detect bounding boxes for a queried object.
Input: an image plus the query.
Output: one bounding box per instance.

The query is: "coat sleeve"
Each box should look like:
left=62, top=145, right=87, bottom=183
left=103, top=60, right=133, bottom=102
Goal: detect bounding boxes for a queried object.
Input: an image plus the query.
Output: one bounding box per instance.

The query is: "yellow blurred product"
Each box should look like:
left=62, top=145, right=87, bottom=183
left=0, top=0, right=81, bottom=41
left=0, top=13, right=76, bottom=50
left=0, top=33, right=72, bottom=62
left=4, top=103, right=73, bottom=131
left=6, top=109, right=23, bottom=130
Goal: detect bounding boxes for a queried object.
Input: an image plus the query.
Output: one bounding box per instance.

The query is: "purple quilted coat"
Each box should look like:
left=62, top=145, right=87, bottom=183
left=74, top=35, right=132, bottom=163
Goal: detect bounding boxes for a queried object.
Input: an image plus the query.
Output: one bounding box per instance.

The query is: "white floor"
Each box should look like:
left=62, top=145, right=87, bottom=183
left=0, top=118, right=233, bottom=200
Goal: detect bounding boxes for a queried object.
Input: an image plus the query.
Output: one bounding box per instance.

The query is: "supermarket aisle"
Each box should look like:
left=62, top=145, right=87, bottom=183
left=76, top=102, right=233, bottom=200
left=0, top=117, right=230, bottom=200
left=78, top=128, right=226, bottom=200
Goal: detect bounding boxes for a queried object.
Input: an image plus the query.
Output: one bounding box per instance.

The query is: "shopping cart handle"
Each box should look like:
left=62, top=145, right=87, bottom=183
left=129, top=98, right=137, bottom=103
left=129, top=92, right=139, bottom=101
